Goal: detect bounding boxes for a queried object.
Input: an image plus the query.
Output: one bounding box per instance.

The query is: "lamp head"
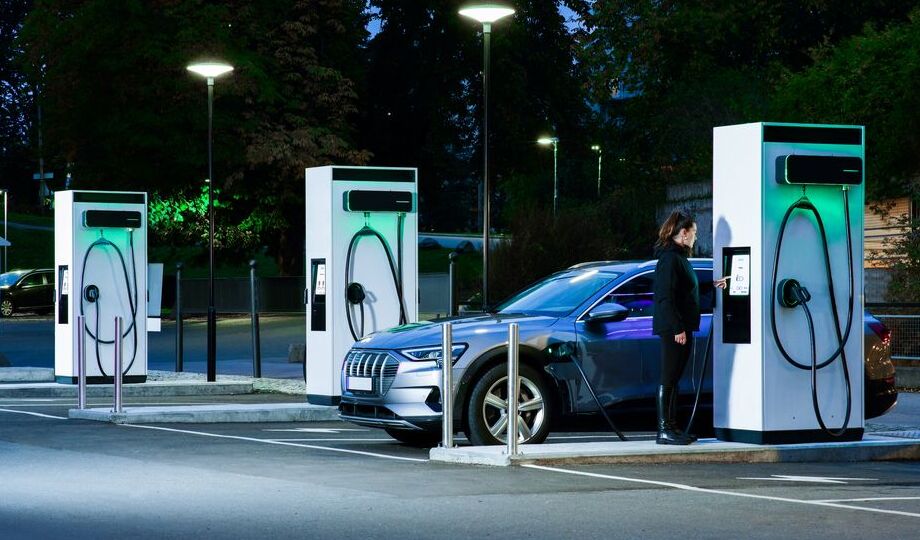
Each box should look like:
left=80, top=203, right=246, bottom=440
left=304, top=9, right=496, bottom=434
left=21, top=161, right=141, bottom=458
left=186, top=62, right=234, bottom=79
left=459, top=3, right=515, bottom=24
left=537, top=137, right=559, bottom=146
left=591, top=145, right=601, bottom=151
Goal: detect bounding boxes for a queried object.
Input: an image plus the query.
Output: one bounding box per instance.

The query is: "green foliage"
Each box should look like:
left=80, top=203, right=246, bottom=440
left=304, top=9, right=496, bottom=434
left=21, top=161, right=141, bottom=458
left=148, top=186, right=259, bottom=261
left=576, top=0, right=916, bottom=188
left=771, top=8, right=920, bottom=199
left=16, top=0, right=370, bottom=273
left=490, top=184, right=660, bottom=303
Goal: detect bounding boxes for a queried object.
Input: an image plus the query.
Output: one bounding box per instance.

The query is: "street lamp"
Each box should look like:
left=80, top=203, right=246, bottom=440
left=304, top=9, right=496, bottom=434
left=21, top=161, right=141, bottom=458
left=187, top=61, right=233, bottom=383
left=537, top=137, right=559, bottom=215
left=591, top=144, right=603, bottom=196
left=459, top=3, right=514, bottom=311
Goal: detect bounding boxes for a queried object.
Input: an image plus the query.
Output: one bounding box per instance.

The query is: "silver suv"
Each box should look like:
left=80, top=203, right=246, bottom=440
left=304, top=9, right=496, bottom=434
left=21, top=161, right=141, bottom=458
left=338, top=259, right=897, bottom=446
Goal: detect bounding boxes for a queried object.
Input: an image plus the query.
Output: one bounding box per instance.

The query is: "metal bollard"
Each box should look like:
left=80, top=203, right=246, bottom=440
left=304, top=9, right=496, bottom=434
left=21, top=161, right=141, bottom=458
left=77, top=315, right=86, bottom=410
left=448, top=251, right=459, bottom=317
left=175, top=262, right=183, bottom=372
left=506, top=323, right=520, bottom=456
left=113, top=316, right=124, bottom=413
left=441, top=322, right=454, bottom=448
left=249, top=260, right=262, bottom=378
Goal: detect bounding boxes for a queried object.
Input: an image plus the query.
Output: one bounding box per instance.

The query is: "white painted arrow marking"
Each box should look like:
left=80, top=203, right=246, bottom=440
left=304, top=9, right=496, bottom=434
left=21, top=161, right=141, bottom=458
left=737, top=475, right=877, bottom=484
left=262, top=428, right=368, bottom=434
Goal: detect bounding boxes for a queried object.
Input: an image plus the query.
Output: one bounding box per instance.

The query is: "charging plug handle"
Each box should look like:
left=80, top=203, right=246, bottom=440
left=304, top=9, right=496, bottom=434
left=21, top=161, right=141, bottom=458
left=84, top=285, right=100, bottom=303
left=778, top=278, right=810, bottom=308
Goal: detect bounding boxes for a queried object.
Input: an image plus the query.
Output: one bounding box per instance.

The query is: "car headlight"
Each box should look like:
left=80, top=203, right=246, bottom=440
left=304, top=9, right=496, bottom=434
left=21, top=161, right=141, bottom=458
left=400, top=344, right=468, bottom=365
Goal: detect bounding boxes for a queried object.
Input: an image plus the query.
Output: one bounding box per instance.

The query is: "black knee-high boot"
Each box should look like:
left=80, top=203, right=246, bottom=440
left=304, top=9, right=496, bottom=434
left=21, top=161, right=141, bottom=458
left=669, top=388, right=698, bottom=442
left=656, top=385, right=692, bottom=445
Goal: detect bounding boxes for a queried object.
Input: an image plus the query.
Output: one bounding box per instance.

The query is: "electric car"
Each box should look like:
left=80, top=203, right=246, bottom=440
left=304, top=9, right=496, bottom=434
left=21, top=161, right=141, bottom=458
left=338, top=259, right=897, bottom=446
left=0, top=269, right=54, bottom=317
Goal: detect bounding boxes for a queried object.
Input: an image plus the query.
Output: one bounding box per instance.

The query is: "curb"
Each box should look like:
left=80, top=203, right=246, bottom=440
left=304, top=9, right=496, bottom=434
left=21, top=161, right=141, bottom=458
left=0, top=381, right=254, bottom=399
left=68, top=403, right=340, bottom=424
left=429, top=435, right=920, bottom=467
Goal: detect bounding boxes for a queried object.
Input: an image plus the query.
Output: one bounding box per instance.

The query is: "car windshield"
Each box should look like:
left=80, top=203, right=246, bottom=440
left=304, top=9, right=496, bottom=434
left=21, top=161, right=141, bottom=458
left=495, top=269, right=621, bottom=317
left=0, top=270, right=28, bottom=287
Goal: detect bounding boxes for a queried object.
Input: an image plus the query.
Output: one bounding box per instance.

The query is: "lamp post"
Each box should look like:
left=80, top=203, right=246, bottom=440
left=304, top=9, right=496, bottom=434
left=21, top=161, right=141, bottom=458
left=591, top=144, right=602, bottom=196
left=459, top=3, right=514, bottom=312
left=187, top=61, right=233, bottom=383
left=537, top=136, right=559, bottom=215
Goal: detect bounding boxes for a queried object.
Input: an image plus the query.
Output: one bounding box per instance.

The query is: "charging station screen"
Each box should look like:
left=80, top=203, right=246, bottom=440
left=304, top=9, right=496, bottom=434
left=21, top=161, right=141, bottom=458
left=729, top=254, right=750, bottom=296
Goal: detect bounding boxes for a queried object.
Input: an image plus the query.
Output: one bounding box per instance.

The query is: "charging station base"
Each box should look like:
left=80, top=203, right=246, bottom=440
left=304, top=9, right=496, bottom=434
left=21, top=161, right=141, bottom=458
left=714, top=427, right=863, bottom=445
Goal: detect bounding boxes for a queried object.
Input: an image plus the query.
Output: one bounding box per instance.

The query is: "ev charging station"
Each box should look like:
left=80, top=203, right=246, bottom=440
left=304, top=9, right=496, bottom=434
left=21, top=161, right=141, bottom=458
left=305, top=166, right=418, bottom=405
left=54, top=191, right=148, bottom=384
left=712, top=122, right=864, bottom=443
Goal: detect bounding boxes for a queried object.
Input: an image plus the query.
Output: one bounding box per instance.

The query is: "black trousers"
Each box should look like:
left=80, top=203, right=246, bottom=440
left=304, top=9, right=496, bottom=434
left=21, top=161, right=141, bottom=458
left=659, top=334, right=694, bottom=387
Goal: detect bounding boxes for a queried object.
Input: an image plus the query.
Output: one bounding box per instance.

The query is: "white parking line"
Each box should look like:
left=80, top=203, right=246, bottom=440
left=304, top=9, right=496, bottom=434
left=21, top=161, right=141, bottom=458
left=522, top=464, right=920, bottom=519
left=0, top=408, right=68, bottom=420
left=267, top=438, right=392, bottom=443
left=121, top=424, right=427, bottom=463
left=813, top=497, right=920, bottom=503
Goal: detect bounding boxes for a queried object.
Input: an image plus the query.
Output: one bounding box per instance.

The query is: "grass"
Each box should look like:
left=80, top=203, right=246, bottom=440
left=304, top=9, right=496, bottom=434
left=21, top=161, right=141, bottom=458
left=3, top=227, right=53, bottom=271
left=6, top=212, right=53, bottom=227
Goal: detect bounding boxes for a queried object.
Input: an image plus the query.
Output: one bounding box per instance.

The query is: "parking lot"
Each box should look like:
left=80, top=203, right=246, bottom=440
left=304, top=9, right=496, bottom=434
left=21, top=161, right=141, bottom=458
left=2, top=394, right=920, bottom=539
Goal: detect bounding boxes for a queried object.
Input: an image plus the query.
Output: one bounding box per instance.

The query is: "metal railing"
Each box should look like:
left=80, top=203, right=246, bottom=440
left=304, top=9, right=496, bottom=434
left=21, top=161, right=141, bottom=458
left=868, top=303, right=920, bottom=362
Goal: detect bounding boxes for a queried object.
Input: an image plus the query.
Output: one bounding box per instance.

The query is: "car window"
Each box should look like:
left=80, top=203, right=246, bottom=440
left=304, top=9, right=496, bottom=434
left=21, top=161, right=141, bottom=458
left=606, top=273, right=655, bottom=317
left=0, top=271, right=28, bottom=287
left=41, top=272, right=53, bottom=285
left=598, top=268, right=714, bottom=318
left=496, top=269, right=622, bottom=317
left=20, top=273, right=44, bottom=287
left=696, top=269, right=714, bottom=315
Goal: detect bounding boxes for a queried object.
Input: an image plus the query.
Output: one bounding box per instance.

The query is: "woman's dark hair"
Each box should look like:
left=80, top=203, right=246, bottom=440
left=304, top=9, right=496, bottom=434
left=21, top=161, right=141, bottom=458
left=655, top=209, right=696, bottom=255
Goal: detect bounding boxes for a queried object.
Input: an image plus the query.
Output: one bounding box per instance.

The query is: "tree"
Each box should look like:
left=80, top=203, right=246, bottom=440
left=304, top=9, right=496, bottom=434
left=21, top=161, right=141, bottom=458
left=0, top=0, right=34, bottom=202
left=575, top=0, right=916, bottom=188
left=363, top=1, right=596, bottom=233
left=17, top=0, right=370, bottom=273
left=771, top=8, right=920, bottom=200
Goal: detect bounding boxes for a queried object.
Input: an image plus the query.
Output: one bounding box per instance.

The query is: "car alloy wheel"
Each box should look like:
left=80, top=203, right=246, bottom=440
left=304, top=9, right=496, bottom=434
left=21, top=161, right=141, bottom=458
left=0, top=299, right=12, bottom=317
left=466, top=363, right=550, bottom=446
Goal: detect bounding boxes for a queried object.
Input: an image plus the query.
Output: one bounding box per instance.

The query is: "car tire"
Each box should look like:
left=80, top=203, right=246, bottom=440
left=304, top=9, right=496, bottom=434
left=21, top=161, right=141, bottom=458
left=384, top=428, right=441, bottom=448
left=465, top=363, right=551, bottom=446
left=0, top=299, right=13, bottom=318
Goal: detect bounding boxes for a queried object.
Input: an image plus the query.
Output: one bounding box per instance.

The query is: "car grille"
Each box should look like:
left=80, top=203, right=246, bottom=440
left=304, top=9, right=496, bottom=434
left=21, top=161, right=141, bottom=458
left=342, top=350, right=400, bottom=396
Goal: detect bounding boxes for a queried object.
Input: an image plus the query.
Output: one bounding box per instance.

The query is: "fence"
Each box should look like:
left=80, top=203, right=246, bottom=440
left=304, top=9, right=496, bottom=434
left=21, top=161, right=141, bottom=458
left=164, top=273, right=452, bottom=315
left=868, top=303, right=920, bottom=363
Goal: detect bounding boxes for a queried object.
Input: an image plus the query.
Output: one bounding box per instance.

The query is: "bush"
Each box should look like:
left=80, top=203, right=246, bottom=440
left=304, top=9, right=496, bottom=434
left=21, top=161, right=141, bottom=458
left=490, top=185, right=659, bottom=304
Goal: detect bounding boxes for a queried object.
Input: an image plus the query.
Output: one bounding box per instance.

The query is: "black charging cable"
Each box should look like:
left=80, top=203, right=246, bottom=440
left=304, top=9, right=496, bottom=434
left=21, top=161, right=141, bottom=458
left=79, top=229, right=139, bottom=377
left=769, top=189, right=854, bottom=437
left=345, top=217, right=408, bottom=341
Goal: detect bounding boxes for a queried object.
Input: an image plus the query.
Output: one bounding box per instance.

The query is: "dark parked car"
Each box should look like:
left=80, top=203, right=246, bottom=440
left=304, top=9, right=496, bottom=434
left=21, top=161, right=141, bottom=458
left=0, top=269, right=54, bottom=317
left=339, top=259, right=897, bottom=447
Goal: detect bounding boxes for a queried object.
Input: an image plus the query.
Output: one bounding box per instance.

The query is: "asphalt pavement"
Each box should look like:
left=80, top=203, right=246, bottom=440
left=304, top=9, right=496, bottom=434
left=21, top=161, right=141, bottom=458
left=1, top=391, right=919, bottom=539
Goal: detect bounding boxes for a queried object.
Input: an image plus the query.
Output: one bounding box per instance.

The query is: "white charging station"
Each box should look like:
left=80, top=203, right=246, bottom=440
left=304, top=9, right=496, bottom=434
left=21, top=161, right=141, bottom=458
left=712, top=122, right=864, bottom=443
left=54, top=191, right=148, bottom=384
left=305, top=166, right=418, bottom=405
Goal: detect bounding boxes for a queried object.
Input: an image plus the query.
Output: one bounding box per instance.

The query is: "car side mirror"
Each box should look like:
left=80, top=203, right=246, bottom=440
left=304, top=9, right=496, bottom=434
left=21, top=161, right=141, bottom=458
left=585, top=303, right=629, bottom=325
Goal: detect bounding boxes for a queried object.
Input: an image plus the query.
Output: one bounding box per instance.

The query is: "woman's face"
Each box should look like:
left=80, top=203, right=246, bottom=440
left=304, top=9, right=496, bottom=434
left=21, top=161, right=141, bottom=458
left=677, top=223, right=697, bottom=249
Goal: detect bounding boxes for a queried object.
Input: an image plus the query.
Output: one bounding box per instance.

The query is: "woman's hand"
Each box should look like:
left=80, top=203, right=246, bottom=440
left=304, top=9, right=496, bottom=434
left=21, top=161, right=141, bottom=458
left=675, top=331, right=687, bottom=345
left=714, top=277, right=728, bottom=289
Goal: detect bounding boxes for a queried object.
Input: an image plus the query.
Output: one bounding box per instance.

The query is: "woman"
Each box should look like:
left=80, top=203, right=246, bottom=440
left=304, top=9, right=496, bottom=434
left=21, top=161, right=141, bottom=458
left=652, top=210, right=726, bottom=445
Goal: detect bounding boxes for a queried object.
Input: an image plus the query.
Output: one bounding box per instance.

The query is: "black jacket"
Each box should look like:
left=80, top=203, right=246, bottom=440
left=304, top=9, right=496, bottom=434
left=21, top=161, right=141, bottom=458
left=652, top=244, right=700, bottom=336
